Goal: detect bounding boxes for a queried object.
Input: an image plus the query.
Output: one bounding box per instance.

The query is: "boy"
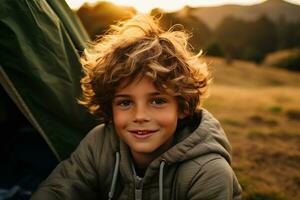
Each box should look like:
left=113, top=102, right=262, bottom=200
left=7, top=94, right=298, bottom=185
left=31, top=14, right=242, bottom=200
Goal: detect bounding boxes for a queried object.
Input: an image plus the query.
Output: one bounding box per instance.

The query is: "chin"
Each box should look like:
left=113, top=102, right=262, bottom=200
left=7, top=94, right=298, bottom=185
left=131, top=144, right=158, bottom=154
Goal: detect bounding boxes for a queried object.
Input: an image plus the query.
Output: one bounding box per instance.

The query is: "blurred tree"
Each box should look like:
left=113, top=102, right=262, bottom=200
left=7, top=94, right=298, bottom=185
left=215, top=16, right=249, bottom=62
left=77, top=2, right=136, bottom=39
left=245, top=15, right=278, bottom=62
left=277, top=15, right=290, bottom=49
left=215, top=15, right=278, bottom=62
left=151, top=7, right=212, bottom=53
left=277, top=17, right=300, bottom=50
left=175, top=6, right=213, bottom=52
left=205, top=40, right=223, bottom=57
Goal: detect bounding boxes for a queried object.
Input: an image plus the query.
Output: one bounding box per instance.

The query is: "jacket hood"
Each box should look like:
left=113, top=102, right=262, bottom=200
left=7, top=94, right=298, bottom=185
left=148, top=108, right=232, bottom=169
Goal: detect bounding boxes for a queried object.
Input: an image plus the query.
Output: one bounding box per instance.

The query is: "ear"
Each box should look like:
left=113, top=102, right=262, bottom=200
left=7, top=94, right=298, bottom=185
left=178, top=110, right=188, bottom=119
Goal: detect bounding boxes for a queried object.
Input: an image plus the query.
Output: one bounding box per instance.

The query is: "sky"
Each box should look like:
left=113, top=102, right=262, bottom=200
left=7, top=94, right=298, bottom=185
left=65, top=0, right=300, bottom=13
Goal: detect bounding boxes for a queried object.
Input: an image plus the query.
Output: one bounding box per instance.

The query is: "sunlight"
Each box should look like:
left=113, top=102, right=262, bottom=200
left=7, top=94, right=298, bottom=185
left=65, top=0, right=300, bottom=12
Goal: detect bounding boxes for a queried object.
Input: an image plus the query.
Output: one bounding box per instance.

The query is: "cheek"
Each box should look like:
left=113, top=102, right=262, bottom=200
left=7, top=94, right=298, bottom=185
left=112, top=108, right=127, bottom=129
left=155, top=108, right=179, bottom=127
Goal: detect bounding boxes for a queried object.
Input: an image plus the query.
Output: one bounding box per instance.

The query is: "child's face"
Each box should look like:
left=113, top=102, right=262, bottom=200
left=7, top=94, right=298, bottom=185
left=112, top=76, right=185, bottom=160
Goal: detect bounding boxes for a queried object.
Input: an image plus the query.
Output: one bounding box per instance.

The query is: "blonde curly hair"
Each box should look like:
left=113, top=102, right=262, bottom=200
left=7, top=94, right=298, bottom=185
left=79, top=14, right=211, bottom=123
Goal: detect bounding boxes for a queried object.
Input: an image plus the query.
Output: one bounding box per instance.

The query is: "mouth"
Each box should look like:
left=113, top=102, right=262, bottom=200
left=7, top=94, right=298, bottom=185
left=129, top=129, right=158, bottom=139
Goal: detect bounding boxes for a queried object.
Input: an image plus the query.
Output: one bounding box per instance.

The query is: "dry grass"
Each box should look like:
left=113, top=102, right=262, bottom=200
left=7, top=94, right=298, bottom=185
left=202, top=57, right=300, bottom=200
left=204, top=56, right=300, bottom=87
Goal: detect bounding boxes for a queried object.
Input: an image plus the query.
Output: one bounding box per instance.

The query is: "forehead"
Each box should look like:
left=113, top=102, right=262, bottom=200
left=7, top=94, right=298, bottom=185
left=114, top=76, right=169, bottom=96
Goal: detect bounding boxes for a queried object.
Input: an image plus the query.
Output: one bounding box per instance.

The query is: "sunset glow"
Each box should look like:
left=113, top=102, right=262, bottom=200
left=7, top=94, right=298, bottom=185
left=65, top=0, right=300, bottom=12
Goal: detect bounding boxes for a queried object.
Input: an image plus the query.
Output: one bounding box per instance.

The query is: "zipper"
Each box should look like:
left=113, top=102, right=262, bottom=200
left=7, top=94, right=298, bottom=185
left=131, top=161, right=143, bottom=200
left=134, top=175, right=143, bottom=200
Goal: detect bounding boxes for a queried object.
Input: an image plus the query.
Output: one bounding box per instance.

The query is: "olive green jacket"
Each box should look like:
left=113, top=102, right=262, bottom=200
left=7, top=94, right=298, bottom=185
left=31, top=109, right=242, bottom=200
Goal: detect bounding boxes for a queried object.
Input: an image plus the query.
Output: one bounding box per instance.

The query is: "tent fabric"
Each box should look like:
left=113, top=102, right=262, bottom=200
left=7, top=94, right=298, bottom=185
left=0, top=0, right=97, bottom=160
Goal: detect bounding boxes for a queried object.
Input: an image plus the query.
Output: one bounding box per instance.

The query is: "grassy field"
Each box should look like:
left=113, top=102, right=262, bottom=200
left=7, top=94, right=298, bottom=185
left=202, top=57, right=300, bottom=200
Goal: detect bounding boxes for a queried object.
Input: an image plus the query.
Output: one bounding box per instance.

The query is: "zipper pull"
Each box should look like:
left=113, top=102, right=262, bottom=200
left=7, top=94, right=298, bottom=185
left=135, top=176, right=143, bottom=200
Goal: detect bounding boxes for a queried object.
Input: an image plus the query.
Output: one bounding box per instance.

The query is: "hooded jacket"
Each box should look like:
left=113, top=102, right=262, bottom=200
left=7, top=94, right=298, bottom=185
left=31, top=109, right=242, bottom=200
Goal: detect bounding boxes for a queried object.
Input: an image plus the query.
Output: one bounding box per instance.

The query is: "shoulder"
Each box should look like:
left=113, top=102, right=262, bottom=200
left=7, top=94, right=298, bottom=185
left=177, top=153, right=231, bottom=182
left=82, top=123, right=118, bottom=148
left=174, top=154, right=239, bottom=199
left=73, top=123, right=119, bottom=169
left=190, top=154, right=233, bottom=185
left=85, top=123, right=106, bottom=141
left=73, top=123, right=119, bottom=182
left=188, top=155, right=242, bottom=199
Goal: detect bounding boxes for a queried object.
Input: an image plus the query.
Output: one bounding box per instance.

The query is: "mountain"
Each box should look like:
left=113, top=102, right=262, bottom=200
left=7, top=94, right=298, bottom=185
left=187, top=0, right=300, bottom=29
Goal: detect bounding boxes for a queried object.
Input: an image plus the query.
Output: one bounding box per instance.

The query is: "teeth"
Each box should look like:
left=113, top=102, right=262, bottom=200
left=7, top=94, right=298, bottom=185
left=133, top=130, right=156, bottom=135
left=137, top=131, right=143, bottom=135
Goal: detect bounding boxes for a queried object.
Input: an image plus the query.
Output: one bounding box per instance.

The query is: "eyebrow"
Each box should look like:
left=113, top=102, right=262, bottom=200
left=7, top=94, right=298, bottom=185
left=114, top=92, right=162, bottom=98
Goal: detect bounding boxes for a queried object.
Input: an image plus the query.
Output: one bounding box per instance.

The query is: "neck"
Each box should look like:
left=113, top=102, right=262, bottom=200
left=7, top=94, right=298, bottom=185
left=130, top=137, right=174, bottom=169
left=131, top=151, right=156, bottom=169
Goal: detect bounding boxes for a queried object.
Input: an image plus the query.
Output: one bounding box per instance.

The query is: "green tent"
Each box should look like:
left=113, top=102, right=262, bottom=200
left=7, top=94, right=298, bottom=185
left=0, top=0, right=97, bottom=162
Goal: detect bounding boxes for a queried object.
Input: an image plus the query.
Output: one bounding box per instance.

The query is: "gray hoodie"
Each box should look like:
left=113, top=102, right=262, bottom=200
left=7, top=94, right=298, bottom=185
left=31, top=108, right=242, bottom=200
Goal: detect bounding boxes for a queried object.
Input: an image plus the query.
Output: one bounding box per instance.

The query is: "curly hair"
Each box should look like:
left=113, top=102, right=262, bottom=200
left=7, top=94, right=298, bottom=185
left=79, top=14, right=211, bottom=123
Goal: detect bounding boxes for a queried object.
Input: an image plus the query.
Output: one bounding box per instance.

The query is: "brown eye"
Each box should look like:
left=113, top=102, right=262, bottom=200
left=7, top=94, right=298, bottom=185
left=151, top=98, right=167, bottom=105
left=116, top=99, right=132, bottom=108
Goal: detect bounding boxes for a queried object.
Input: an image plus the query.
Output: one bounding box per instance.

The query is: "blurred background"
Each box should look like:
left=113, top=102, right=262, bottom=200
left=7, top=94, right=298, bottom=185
left=65, top=0, right=300, bottom=199
left=0, top=0, right=299, bottom=200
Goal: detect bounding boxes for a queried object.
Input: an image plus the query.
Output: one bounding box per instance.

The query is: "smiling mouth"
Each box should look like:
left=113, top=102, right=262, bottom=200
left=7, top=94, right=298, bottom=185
left=129, top=130, right=158, bottom=138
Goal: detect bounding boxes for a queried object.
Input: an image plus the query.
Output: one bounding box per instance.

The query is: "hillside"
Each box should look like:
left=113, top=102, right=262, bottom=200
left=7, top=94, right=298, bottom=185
left=188, top=0, right=300, bottom=29
left=205, top=56, right=300, bottom=87
left=202, top=57, right=300, bottom=200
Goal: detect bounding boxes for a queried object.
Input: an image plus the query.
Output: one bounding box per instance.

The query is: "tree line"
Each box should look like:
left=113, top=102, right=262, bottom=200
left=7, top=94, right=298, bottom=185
left=76, top=2, right=300, bottom=70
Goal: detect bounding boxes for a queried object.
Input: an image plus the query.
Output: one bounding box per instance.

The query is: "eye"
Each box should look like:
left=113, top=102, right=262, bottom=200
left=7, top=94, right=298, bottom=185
left=115, top=99, right=132, bottom=109
left=151, top=97, right=167, bottom=105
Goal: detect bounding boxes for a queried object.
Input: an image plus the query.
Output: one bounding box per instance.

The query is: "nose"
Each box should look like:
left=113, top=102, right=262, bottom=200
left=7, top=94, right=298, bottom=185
left=133, top=103, right=150, bottom=123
